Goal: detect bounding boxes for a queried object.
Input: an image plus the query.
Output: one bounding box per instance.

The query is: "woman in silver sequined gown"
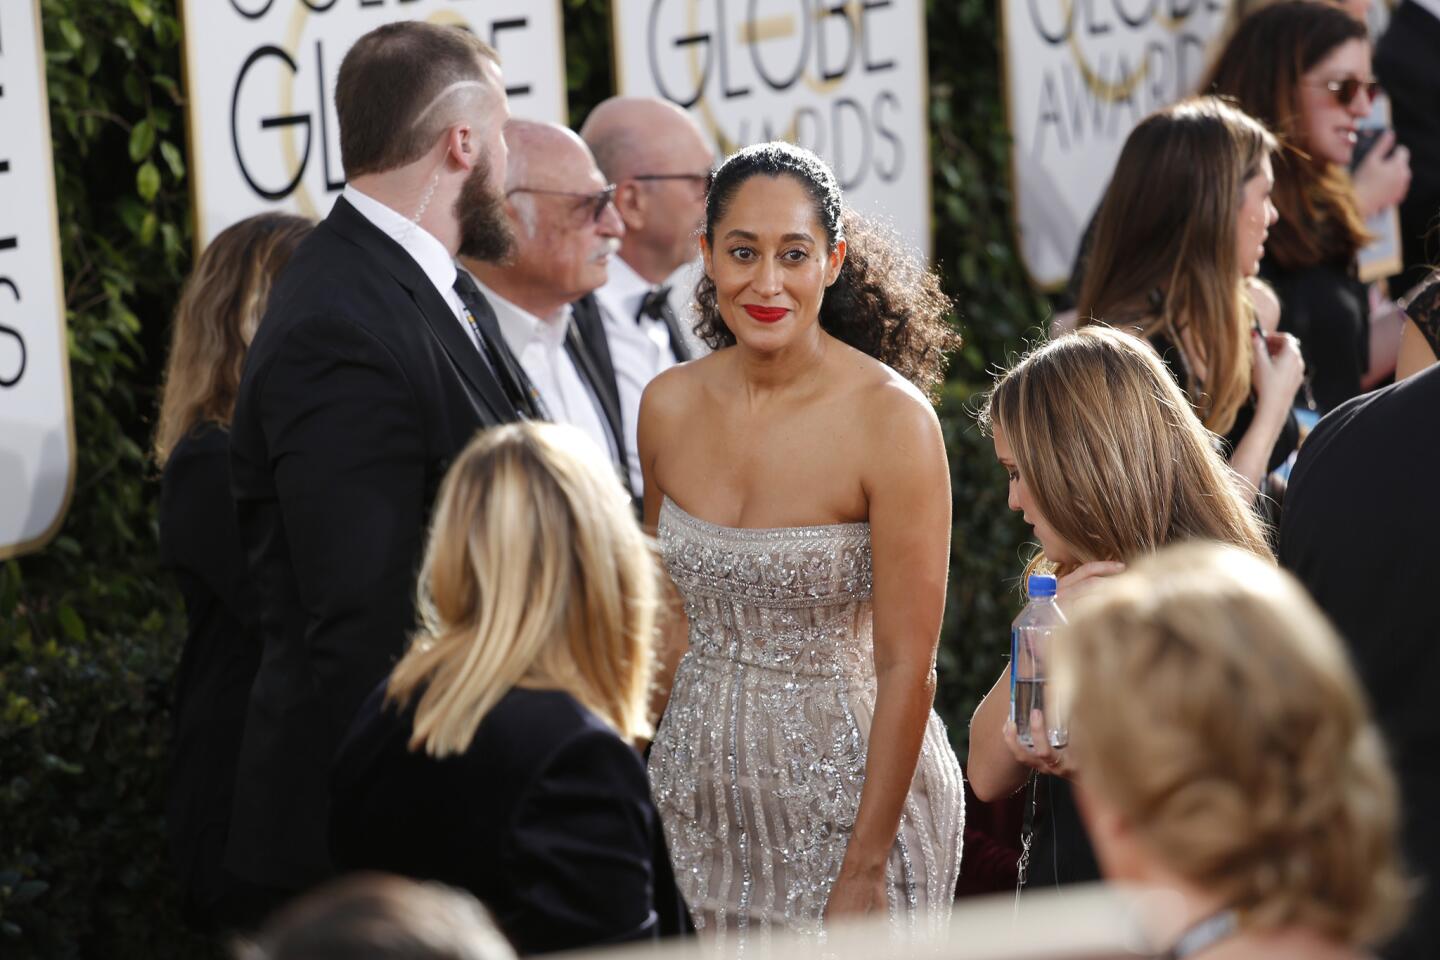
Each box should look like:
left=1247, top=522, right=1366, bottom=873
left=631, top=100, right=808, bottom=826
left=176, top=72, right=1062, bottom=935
left=639, top=142, right=965, bottom=939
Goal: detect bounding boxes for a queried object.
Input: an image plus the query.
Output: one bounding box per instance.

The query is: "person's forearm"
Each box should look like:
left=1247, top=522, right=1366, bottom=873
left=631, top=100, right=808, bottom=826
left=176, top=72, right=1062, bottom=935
left=1228, top=400, right=1291, bottom=500
left=646, top=575, right=689, bottom=726
left=841, top=659, right=935, bottom=870
left=966, top=665, right=1030, bottom=801
left=1363, top=299, right=1403, bottom=389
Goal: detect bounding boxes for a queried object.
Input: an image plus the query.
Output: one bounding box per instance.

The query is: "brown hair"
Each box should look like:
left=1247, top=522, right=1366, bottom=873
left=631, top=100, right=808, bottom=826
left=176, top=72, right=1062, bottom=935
left=335, top=22, right=500, bottom=179
left=978, top=326, right=1272, bottom=578
left=1078, top=97, right=1277, bottom=434
left=153, top=213, right=312, bottom=465
left=387, top=423, right=657, bottom=757
left=693, top=142, right=959, bottom=400
left=238, top=872, right=514, bottom=960
left=1202, top=0, right=1370, bottom=269
left=1055, top=542, right=1407, bottom=947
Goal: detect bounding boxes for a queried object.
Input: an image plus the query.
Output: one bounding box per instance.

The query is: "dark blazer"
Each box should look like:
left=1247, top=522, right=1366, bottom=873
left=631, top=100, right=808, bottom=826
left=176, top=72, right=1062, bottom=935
left=1279, top=364, right=1440, bottom=960
left=159, top=422, right=262, bottom=926
left=568, top=293, right=631, bottom=496
left=1377, top=2, right=1440, bottom=292
left=227, top=197, right=520, bottom=892
left=330, top=687, right=689, bottom=955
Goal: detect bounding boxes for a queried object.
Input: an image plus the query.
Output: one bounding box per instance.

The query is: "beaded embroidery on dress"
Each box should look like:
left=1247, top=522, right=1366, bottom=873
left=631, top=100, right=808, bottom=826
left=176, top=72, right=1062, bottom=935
left=648, top=496, right=964, bottom=941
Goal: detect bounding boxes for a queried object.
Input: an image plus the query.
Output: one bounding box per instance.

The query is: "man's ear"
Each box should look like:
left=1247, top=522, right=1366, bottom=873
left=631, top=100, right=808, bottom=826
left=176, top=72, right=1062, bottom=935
left=448, top=123, right=475, bottom=170
left=614, top=180, right=646, bottom=231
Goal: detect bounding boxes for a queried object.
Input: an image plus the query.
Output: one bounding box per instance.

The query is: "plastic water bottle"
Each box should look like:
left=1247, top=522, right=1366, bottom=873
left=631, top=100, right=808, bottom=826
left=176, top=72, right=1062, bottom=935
left=1010, top=574, right=1069, bottom=748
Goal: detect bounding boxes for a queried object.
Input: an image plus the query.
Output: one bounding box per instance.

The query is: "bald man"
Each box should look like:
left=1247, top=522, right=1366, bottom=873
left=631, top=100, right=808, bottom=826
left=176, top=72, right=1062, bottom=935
left=580, top=97, right=715, bottom=495
left=460, top=120, right=631, bottom=493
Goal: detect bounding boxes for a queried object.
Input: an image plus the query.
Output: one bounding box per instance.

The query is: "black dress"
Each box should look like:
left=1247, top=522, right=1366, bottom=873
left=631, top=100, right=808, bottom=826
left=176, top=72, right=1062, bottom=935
left=1259, top=257, right=1369, bottom=415
left=1026, top=777, right=1102, bottom=890
left=330, top=685, right=690, bottom=955
left=158, top=422, right=263, bottom=928
left=1149, top=333, right=1301, bottom=477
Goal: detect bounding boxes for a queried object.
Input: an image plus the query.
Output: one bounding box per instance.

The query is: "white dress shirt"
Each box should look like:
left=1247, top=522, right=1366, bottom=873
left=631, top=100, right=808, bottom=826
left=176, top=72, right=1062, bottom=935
left=593, top=256, right=680, bottom=494
left=341, top=185, right=484, bottom=355
left=1412, top=0, right=1440, bottom=23
left=473, top=278, right=619, bottom=467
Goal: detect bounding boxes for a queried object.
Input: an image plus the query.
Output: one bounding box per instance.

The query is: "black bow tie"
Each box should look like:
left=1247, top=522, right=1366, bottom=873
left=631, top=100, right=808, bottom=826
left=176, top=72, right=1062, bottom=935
left=637, top=286, right=672, bottom=324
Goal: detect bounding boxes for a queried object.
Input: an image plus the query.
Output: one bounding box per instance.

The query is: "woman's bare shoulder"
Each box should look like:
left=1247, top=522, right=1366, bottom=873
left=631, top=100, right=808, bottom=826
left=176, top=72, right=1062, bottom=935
left=641, top=351, right=725, bottom=425
left=838, top=347, right=940, bottom=434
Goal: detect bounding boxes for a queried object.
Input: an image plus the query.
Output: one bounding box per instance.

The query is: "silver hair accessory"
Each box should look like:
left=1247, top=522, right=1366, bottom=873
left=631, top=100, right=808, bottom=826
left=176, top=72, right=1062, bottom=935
left=410, top=79, right=488, bottom=130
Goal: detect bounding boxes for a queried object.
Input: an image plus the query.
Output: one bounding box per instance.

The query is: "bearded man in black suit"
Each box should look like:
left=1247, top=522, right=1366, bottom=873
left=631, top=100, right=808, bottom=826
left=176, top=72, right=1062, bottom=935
left=226, top=21, right=528, bottom=916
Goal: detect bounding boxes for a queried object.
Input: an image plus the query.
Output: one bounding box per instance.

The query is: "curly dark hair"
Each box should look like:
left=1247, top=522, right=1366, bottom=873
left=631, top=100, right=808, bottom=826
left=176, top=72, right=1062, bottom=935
left=693, top=141, right=959, bottom=400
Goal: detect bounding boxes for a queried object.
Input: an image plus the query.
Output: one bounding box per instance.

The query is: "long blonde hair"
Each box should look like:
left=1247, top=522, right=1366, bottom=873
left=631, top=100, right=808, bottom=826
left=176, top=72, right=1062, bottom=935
left=1054, top=542, right=1407, bottom=947
left=1077, top=97, right=1277, bottom=435
left=979, top=326, right=1272, bottom=578
left=153, top=213, right=313, bottom=465
left=387, top=423, right=658, bottom=757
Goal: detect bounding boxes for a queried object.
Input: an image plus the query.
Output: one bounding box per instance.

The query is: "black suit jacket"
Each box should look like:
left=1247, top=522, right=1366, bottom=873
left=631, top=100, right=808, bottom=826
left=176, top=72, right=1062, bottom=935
left=1279, top=365, right=1440, bottom=960
left=568, top=293, right=631, bottom=496
left=227, top=197, right=519, bottom=890
left=330, top=687, right=690, bottom=955
left=1377, top=2, right=1440, bottom=292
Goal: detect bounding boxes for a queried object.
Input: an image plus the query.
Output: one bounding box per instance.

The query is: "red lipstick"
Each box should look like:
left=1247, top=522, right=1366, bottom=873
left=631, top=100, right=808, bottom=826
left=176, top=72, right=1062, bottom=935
left=743, top=305, right=788, bottom=323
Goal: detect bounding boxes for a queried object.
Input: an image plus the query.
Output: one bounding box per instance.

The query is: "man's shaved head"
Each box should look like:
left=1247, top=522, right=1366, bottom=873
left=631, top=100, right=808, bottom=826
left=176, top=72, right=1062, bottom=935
left=580, top=97, right=707, bottom=182
left=503, top=119, right=593, bottom=191
left=579, top=97, right=714, bottom=281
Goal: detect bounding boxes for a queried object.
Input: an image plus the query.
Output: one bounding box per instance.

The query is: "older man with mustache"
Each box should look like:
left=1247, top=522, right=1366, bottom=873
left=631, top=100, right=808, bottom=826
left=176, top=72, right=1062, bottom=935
left=460, top=119, right=630, bottom=493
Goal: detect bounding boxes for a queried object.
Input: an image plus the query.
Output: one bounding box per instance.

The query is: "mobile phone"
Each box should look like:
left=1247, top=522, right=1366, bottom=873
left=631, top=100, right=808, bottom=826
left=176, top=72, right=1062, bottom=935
left=1353, top=127, right=1390, bottom=167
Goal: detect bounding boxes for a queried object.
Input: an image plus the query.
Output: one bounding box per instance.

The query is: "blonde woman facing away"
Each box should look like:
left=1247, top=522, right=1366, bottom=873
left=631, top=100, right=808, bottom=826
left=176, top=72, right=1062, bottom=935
left=154, top=212, right=313, bottom=930
left=1053, top=542, right=1407, bottom=960
left=330, top=423, right=688, bottom=955
left=969, top=326, right=1271, bottom=891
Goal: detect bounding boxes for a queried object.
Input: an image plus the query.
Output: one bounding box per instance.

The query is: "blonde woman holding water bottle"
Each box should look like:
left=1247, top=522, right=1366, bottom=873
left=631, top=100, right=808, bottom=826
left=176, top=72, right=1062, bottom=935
left=968, top=326, right=1272, bottom=891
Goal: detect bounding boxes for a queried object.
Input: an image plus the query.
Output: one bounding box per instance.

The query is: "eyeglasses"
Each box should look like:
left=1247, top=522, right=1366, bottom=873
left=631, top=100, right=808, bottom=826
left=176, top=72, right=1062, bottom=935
left=631, top=172, right=712, bottom=185
left=505, top=184, right=617, bottom=223
left=1307, top=76, right=1381, bottom=107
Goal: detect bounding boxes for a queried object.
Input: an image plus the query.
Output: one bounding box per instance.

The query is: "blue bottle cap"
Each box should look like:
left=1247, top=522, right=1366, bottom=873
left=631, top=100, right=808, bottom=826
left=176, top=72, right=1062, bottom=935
left=1027, top=574, right=1058, bottom=599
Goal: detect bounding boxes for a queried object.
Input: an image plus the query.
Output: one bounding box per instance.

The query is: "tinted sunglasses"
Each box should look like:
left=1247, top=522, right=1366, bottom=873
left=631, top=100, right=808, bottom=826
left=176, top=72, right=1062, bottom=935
left=1310, top=76, right=1381, bottom=107
left=506, top=184, right=617, bottom=223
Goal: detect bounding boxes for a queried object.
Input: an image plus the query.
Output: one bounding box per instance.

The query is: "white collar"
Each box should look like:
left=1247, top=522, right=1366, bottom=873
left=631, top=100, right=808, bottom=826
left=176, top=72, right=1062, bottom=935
left=342, top=184, right=456, bottom=300
left=471, top=277, right=572, bottom=350
left=597, top=255, right=662, bottom=325
left=1411, top=0, right=1440, bottom=24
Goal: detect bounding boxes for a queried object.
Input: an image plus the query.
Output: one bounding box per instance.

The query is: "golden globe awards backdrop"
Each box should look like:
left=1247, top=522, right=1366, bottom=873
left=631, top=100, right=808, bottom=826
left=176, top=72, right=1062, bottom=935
left=0, top=0, right=75, bottom=560
left=180, top=0, right=568, bottom=248
left=611, top=0, right=931, bottom=258
left=1003, top=0, right=1231, bottom=288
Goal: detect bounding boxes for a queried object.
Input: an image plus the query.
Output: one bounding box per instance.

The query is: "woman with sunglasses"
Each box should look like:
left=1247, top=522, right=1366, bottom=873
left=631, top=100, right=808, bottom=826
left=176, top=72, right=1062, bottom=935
left=1204, top=0, right=1402, bottom=413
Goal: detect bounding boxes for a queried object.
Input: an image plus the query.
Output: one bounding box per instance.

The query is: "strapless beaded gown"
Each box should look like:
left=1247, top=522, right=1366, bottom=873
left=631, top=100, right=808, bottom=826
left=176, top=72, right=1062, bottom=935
left=648, top=497, right=964, bottom=939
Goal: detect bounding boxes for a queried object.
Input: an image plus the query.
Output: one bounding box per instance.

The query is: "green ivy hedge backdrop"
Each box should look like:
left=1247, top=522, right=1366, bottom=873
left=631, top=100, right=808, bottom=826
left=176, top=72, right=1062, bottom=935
left=0, top=0, right=1041, bottom=955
